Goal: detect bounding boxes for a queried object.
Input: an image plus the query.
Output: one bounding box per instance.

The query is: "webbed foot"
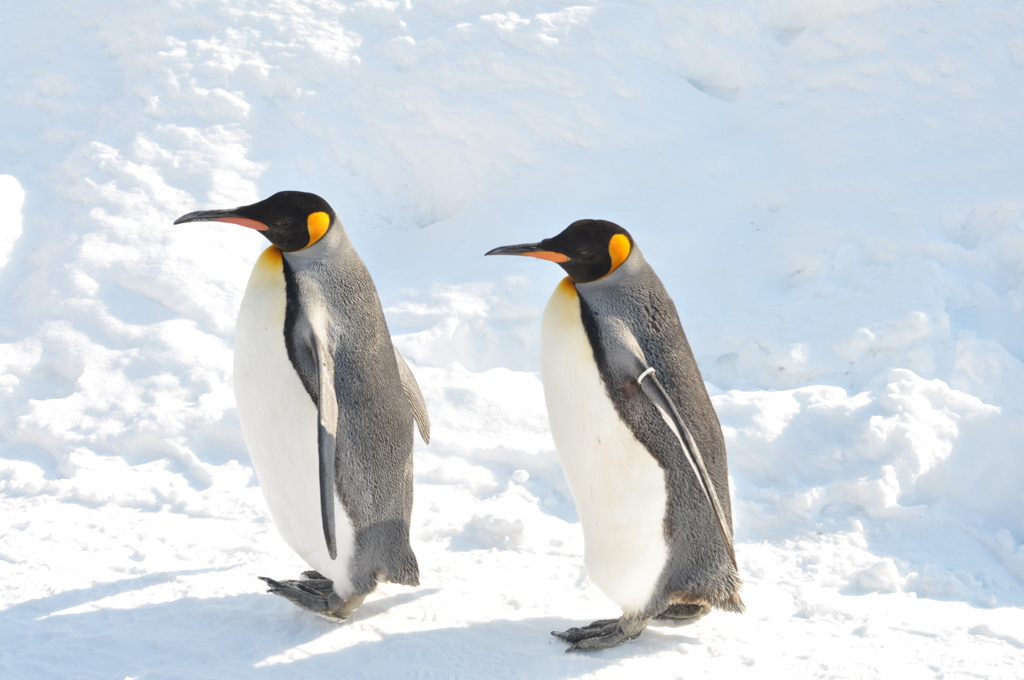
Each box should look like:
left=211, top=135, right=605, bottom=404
left=258, top=573, right=367, bottom=621
left=551, top=615, right=651, bottom=652
left=656, top=602, right=711, bottom=624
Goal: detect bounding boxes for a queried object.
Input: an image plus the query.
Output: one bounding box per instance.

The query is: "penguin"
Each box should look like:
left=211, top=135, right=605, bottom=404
left=486, top=219, right=743, bottom=651
left=175, top=191, right=429, bottom=620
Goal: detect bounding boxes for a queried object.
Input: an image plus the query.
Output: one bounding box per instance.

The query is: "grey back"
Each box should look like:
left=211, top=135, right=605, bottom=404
left=576, top=247, right=742, bottom=614
left=282, top=224, right=419, bottom=594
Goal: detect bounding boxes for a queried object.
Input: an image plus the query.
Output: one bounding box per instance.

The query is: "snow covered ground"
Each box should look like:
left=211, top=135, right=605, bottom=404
left=3, top=0, right=1024, bottom=677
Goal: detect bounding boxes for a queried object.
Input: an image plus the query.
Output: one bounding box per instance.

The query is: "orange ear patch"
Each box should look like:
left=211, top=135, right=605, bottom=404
left=304, top=211, right=331, bottom=249
left=608, top=233, right=631, bottom=274
left=523, top=250, right=570, bottom=263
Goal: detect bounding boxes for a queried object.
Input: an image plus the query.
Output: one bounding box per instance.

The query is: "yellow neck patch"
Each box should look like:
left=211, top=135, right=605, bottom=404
left=256, top=245, right=283, bottom=270
left=607, top=233, right=631, bottom=275
left=304, top=211, right=331, bottom=249
left=556, top=276, right=577, bottom=297
left=249, top=246, right=284, bottom=293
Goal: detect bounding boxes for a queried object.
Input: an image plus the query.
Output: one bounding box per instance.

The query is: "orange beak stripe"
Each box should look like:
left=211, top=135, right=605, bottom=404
left=523, top=251, right=569, bottom=263
left=213, top=216, right=269, bottom=231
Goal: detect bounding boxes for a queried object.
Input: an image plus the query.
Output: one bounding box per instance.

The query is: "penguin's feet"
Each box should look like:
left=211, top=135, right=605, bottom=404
left=258, top=573, right=367, bottom=622
left=656, top=602, right=711, bottom=625
left=551, top=615, right=651, bottom=652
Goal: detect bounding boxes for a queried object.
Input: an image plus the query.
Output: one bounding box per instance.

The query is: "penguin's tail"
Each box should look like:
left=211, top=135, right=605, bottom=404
left=381, top=540, right=420, bottom=587
left=720, top=591, right=746, bottom=614
left=352, top=521, right=421, bottom=590
left=714, top=568, right=746, bottom=613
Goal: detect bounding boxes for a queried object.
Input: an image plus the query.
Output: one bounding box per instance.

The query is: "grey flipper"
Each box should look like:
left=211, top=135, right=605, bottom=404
left=393, top=347, right=430, bottom=444
left=598, top=316, right=735, bottom=567
left=311, top=332, right=339, bottom=560
left=637, top=367, right=736, bottom=568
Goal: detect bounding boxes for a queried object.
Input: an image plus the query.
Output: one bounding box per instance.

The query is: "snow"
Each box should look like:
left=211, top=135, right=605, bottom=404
left=2, top=0, right=1024, bottom=677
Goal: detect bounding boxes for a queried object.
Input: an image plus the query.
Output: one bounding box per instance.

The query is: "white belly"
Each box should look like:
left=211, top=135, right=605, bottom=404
left=540, top=278, right=669, bottom=615
left=233, top=246, right=356, bottom=596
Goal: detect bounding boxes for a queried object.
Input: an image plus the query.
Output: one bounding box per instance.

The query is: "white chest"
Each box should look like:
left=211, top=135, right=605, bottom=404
left=540, top=278, right=669, bottom=615
left=233, top=247, right=355, bottom=594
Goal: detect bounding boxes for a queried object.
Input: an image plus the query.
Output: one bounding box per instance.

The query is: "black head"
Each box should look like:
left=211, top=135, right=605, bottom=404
left=485, top=219, right=635, bottom=283
left=174, top=191, right=336, bottom=252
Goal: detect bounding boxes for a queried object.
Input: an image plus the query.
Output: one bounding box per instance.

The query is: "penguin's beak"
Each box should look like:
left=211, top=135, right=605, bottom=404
left=485, top=242, right=569, bottom=263
left=173, top=208, right=269, bottom=231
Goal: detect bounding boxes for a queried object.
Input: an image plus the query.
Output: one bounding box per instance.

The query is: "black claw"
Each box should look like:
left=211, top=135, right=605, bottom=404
left=552, top=628, right=582, bottom=643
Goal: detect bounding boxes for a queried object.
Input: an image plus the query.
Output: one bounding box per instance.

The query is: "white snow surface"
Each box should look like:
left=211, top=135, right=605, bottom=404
left=3, top=0, right=1024, bottom=677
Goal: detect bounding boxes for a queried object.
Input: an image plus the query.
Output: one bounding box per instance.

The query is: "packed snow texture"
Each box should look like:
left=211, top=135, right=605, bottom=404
left=2, top=0, right=1024, bottom=677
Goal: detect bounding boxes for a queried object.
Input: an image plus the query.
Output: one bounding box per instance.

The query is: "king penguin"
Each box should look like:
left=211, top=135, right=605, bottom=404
left=175, top=191, right=430, bottom=620
left=487, top=220, right=743, bottom=651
